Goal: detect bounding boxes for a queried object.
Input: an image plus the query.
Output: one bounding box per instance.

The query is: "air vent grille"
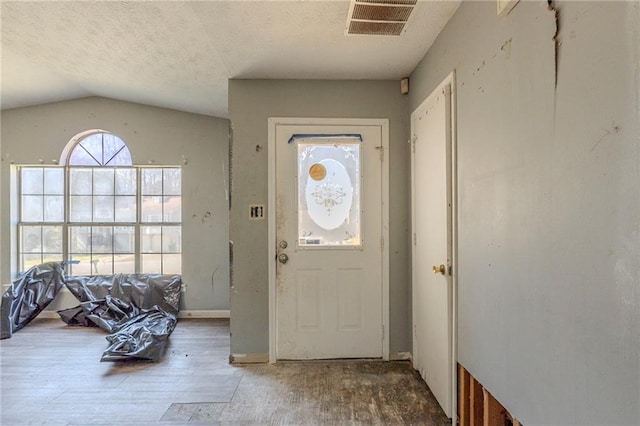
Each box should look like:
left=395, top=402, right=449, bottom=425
left=352, top=4, right=413, bottom=22
left=357, top=0, right=417, bottom=5
left=346, top=0, right=417, bottom=36
left=348, top=21, right=406, bottom=36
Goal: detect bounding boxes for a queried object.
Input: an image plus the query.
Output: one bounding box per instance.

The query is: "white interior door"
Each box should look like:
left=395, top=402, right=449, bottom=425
left=272, top=121, right=386, bottom=360
left=411, top=78, right=455, bottom=418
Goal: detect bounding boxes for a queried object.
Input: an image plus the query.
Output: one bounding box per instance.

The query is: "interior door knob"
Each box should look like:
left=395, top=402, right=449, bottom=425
left=432, top=264, right=446, bottom=275
left=278, top=253, right=289, bottom=264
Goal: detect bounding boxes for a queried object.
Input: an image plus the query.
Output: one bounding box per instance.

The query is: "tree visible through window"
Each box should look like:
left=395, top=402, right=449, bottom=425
left=17, top=130, right=181, bottom=276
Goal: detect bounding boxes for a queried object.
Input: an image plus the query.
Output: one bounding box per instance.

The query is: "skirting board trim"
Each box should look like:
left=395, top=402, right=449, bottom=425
left=229, top=353, right=269, bottom=364
left=178, top=310, right=230, bottom=319
left=230, top=353, right=409, bottom=365
left=34, top=310, right=230, bottom=319
left=390, top=351, right=412, bottom=361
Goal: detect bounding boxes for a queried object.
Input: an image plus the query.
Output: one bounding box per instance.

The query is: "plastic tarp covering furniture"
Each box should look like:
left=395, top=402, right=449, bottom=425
left=0, top=262, right=66, bottom=340
left=61, top=274, right=182, bottom=362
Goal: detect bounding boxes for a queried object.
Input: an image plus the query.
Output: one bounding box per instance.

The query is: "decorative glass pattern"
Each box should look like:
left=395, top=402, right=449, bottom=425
left=297, top=140, right=361, bottom=247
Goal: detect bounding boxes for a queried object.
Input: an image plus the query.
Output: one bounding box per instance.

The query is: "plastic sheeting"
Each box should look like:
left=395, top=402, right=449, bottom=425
left=62, top=274, right=181, bottom=362
left=101, top=308, right=177, bottom=361
left=0, top=263, right=182, bottom=362
left=0, top=262, right=66, bottom=340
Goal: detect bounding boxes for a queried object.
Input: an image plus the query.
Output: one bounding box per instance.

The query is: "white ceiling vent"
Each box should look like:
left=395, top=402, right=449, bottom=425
left=345, top=0, right=417, bottom=36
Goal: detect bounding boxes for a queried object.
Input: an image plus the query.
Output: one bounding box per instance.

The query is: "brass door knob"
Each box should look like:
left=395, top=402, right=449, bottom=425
left=432, top=264, right=446, bottom=275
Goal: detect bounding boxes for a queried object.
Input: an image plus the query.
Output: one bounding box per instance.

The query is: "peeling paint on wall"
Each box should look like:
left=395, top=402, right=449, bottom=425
left=228, top=122, right=234, bottom=210
left=548, top=0, right=560, bottom=88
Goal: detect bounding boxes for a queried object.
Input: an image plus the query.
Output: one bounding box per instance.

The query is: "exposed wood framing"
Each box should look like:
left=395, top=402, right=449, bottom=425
left=458, top=363, right=523, bottom=426
left=483, top=388, right=507, bottom=425
left=470, top=376, right=484, bottom=426
left=458, top=364, right=471, bottom=426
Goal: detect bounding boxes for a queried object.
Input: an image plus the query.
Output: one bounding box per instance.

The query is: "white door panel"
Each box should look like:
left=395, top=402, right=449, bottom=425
left=274, top=123, right=385, bottom=360
left=412, top=80, right=454, bottom=418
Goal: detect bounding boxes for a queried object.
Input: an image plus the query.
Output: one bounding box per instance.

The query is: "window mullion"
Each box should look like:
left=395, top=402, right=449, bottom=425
left=63, top=167, right=70, bottom=272
left=41, top=166, right=45, bottom=224
left=17, top=167, right=22, bottom=271
left=89, top=169, right=95, bottom=274
left=160, top=168, right=164, bottom=274
left=91, top=169, right=95, bottom=223
left=112, top=170, right=116, bottom=274
left=40, top=168, right=44, bottom=264
left=135, top=167, right=142, bottom=274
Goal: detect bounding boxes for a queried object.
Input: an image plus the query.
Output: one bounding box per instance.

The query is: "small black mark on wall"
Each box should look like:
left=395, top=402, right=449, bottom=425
left=591, top=121, right=621, bottom=152
left=193, top=211, right=213, bottom=224
left=501, top=38, right=512, bottom=59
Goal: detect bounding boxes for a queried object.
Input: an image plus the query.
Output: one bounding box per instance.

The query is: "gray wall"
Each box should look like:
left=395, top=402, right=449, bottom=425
left=228, top=80, right=410, bottom=356
left=410, top=1, right=639, bottom=424
left=1, top=97, right=230, bottom=312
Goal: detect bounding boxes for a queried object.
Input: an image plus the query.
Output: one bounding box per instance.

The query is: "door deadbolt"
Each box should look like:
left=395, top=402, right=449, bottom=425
left=278, top=253, right=289, bottom=264
left=279, top=240, right=288, bottom=249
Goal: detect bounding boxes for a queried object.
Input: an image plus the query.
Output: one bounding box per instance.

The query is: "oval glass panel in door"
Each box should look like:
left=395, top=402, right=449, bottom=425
left=305, top=159, right=353, bottom=230
left=297, top=139, right=361, bottom=247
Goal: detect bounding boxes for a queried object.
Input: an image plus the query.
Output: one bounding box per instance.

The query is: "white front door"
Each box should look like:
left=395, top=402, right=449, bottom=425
left=270, top=119, right=387, bottom=360
left=411, top=76, right=455, bottom=418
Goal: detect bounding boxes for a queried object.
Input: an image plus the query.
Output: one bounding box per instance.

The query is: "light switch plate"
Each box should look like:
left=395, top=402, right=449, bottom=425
left=249, top=204, right=265, bottom=220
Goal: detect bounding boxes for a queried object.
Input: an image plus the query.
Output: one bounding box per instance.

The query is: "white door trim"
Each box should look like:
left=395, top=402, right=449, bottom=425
left=267, top=117, right=390, bottom=363
left=410, top=70, right=458, bottom=418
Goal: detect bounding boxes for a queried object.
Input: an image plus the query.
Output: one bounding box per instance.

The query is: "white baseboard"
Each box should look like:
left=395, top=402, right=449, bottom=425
left=229, top=353, right=269, bottom=364
left=20, top=309, right=230, bottom=320
left=390, top=351, right=412, bottom=361
left=178, top=310, right=230, bottom=319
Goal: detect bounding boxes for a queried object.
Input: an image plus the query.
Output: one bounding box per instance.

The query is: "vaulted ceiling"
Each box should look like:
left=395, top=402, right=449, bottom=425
left=1, top=1, right=460, bottom=118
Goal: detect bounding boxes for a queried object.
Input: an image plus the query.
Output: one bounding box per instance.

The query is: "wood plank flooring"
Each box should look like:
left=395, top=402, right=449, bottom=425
left=1, top=318, right=449, bottom=425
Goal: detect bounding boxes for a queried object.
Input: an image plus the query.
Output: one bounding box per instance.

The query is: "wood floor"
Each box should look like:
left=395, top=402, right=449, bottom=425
left=0, top=318, right=449, bottom=425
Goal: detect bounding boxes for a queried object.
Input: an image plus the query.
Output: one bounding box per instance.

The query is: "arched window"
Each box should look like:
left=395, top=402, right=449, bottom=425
left=16, top=130, right=181, bottom=276
left=61, top=130, right=132, bottom=166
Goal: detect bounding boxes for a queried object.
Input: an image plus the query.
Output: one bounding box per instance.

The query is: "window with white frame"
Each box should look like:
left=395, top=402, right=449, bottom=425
left=17, top=130, right=182, bottom=276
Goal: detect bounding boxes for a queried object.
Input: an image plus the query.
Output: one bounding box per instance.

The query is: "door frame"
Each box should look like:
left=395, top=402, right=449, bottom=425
left=410, top=71, right=458, bottom=418
left=267, top=117, right=390, bottom=363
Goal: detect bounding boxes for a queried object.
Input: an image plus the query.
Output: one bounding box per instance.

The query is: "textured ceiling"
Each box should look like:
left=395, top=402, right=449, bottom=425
left=1, top=1, right=460, bottom=118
